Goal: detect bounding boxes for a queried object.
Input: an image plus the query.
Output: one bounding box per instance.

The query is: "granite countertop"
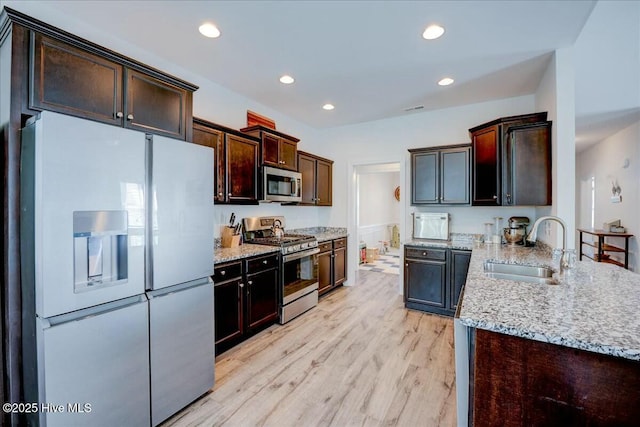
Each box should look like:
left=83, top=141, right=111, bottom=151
left=288, top=227, right=348, bottom=242
left=214, top=244, right=279, bottom=264
left=403, top=233, right=480, bottom=251
left=457, top=243, right=640, bottom=361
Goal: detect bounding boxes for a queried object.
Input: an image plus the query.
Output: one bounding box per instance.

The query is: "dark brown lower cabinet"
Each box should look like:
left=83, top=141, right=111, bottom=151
left=473, top=329, right=640, bottom=426
left=318, top=238, right=348, bottom=296
left=214, top=252, right=278, bottom=355
left=404, top=246, right=470, bottom=316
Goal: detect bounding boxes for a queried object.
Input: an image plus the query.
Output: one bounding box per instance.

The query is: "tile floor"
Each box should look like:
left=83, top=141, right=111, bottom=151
left=359, top=252, right=400, bottom=275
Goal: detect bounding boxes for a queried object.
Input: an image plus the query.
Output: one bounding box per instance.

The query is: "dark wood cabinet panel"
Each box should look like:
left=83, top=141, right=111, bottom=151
left=226, top=134, right=259, bottom=203
left=214, top=278, right=243, bottom=350
left=193, top=118, right=259, bottom=204
left=240, top=125, right=300, bottom=171
left=125, top=69, right=187, bottom=139
left=412, top=150, right=439, bottom=204
left=246, top=268, right=278, bottom=331
left=317, top=249, right=333, bottom=295
left=318, top=238, right=348, bottom=296
left=471, top=126, right=500, bottom=205
left=473, top=329, right=640, bottom=427
left=30, top=33, right=123, bottom=125
left=296, top=151, right=333, bottom=206
left=503, top=121, right=552, bottom=206
left=298, top=153, right=317, bottom=204
left=30, top=33, right=194, bottom=140
left=470, top=112, right=550, bottom=206
left=404, top=247, right=470, bottom=316
left=410, top=145, right=469, bottom=205
left=449, top=250, right=471, bottom=311
left=315, top=158, right=333, bottom=206
left=334, top=246, right=346, bottom=286
left=405, top=259, right=447, bottom=309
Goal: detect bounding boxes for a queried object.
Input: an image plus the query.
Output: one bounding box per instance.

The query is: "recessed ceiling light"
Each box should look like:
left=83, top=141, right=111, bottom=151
left=422, top=24, right=445, bottom=40
left=279, top=75, right=295, bottom=84
left=199, top=23, right=220, bottom=38
left=438, top=77, right=454, bottom=86
left=322, top=104, right=335, bottom=111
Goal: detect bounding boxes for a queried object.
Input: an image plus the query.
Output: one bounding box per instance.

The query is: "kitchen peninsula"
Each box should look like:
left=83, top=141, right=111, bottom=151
left=455, top=243, right=640, bottom=426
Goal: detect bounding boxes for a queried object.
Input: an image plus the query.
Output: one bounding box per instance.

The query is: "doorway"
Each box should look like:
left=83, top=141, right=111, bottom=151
left=354, top=163, right=401, bottom=275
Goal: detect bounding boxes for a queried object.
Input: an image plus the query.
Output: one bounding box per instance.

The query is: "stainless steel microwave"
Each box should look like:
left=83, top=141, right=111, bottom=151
left=262, top=166, right=302, bottom=203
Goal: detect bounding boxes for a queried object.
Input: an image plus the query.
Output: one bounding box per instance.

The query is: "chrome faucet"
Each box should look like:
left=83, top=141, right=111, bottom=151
left=526, top=215, right=567, bottom=250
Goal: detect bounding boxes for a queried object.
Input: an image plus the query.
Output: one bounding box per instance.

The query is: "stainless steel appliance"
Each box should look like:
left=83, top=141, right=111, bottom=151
left=243, top=216, right=319, bottom=323
left=262, top=166, right=302, bottom=203
left=21, top=111, right=214, bottom=426
left=412, top=212, right=450, bottom=240
left=503, top=216, right=530, bottom=245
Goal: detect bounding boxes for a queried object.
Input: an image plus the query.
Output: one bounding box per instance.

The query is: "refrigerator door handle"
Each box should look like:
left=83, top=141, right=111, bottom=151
left=43, top=294, right=148, bottom=328
left=146, top=277, right=212, bottom=299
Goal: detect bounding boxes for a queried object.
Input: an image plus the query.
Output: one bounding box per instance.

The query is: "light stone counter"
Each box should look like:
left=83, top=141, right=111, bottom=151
left=457, top=243, right=640, bottom=361
left=214, top=244, right=279, bottom=264
left=288, top=227, right=348, bottom=242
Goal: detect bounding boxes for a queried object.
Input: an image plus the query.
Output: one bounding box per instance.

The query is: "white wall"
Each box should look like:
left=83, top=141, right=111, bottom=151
left=358, top=171, right=399, bottom=226
left=576, top=121, right=640, bottom=271
left=535, top=48, right=576, bottom=249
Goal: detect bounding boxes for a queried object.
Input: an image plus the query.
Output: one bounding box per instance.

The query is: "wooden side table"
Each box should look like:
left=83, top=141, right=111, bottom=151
left=578, top=228, right=634, bottom=269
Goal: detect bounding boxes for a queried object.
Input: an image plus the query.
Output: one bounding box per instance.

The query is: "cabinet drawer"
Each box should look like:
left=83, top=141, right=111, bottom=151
left=214, top=261, right=242, bottom=282
left=405, top=247, right=447, bottom=261
left=333, top=238, right=347, bottom=249
left=246, top=253, right=279, bottom=273
left=318, top=241, right=333, bottom=253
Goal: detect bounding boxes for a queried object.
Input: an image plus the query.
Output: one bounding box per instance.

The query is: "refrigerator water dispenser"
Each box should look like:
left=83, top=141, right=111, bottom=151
left=73, top=210, right=129, bottom=292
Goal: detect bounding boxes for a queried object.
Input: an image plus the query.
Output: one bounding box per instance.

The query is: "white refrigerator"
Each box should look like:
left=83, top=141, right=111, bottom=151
left=21, top=111, right=214, bottom=426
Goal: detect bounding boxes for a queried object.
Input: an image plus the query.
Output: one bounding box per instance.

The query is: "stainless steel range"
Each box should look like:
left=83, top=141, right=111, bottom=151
left=243, top=216, right=319, bottom=324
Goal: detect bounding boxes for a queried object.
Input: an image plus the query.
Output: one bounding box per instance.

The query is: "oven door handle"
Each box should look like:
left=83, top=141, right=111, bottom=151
left=283, top=247, right=320, bottom=262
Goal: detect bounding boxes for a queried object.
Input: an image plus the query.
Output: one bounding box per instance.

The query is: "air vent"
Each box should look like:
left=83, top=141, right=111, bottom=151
left=403, top=105, right=424, bottom=112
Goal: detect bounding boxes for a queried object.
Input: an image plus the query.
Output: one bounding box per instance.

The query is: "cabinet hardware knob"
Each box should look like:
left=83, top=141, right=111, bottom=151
left=115, top=112, right=123, bottom=118
left=248, top=280, right=253, bottom=285
left=127, top=114, right=134, bottom=121
left=405, top=263, right=409, bottom=267
left=492, top=195, right=497, bottom=199
left=422, top=252, right=427, bottom=256
left=220, top=271, right=226, bottom=275
left=263, top=260, right=268, bottom=264
left=317, top=198, right=321, bottom=202
left=239, top=283, right=244, bottom=288
left=228, top=193, right=232, bottom=196
left=218, top=192, right=223, bottom=196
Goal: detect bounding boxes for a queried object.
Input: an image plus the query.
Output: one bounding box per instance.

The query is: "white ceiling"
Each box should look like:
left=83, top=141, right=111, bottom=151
left=4, top=1, right=639, bottom=150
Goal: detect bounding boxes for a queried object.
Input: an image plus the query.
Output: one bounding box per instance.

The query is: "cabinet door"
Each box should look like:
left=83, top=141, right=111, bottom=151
left=226, top=134, right=259, bottom=203
left=279, top=138, right=298, bottom=170
left=405, top=260, right=447, bottom=309
left=317, top=250, right=333, bottom=295
left=298, top=153, right=317, bottom=204
left=412, top=150, right=439, bottom=204
left=214, top=279, right=244, bottom=353
left=30, top=33, right=123, bottom=126
left=472, top=125, right=501, bottom=205
left=246, top=268, right=278, bottom=331
left=192, top=123, right=224, bottom=202
left=504, top=122, right=552, bottom=206
left=316, top=158, right=333, bottom=206
left=441, top=147, right=470, bottom=204
left=449, top=250, right=471, bottom=311
left=125, top=69, right=187, bottom=140
left=333, top=246, right=347, bottom=287
left=262, top=134, right=280, bottom=167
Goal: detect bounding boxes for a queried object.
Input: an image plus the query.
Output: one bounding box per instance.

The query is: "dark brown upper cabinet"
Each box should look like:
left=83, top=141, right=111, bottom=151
left=298, top=151, right=333, bottom=206
left=240, top=125, right=299, bottom=171
left=192, top=118, right=259, bottom=204
left=469, top=112, right=550, bottom=206
left=30, top=32, right=195, bottom=140
left=410, top=144, right=470, bottom=205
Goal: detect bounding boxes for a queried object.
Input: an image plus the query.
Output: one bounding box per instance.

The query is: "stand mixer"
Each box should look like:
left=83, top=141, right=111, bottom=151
left=503, top=216, right=530, bottom=245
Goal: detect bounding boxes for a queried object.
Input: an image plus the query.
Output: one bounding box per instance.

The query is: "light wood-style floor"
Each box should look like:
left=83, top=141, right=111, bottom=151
left=163, top=270, right=457, bottom=427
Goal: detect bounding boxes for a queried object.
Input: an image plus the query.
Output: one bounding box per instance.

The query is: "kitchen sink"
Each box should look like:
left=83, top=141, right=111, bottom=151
left=483, top=261, right=558, bottom=285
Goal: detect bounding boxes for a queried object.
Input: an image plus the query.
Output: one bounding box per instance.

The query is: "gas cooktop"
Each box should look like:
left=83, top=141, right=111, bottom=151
left=242, top=217, right=318, bottom=254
